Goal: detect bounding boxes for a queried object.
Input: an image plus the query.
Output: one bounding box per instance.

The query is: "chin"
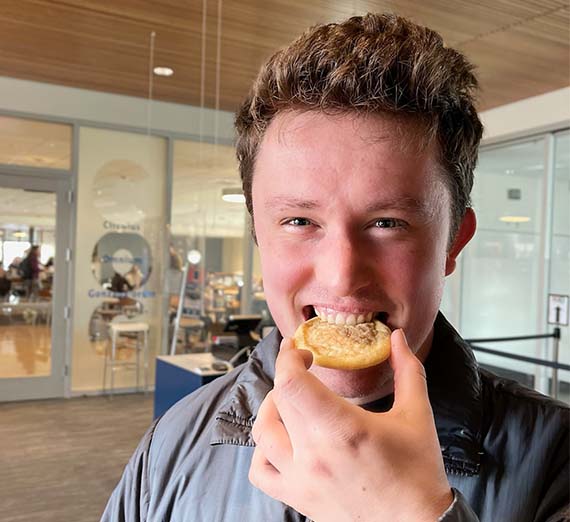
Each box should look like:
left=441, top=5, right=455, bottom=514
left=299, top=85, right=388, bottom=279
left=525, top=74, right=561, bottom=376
left=309, top=360, right=394, bottom=400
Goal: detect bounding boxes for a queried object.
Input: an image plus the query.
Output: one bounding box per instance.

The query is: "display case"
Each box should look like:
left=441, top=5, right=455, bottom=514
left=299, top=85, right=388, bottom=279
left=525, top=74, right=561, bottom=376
left=204, top=272, right=243, bottom=323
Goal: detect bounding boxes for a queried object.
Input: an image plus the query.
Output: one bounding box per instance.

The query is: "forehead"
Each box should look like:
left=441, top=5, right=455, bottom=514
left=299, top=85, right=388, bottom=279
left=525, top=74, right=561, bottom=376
left=264, top=110, right=431, bottom=151
left=254, top=110, right=445, bottom=200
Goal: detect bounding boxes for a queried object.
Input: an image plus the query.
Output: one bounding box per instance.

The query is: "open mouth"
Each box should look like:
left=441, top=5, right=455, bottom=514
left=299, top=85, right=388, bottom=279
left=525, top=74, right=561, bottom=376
left=302, top=305, right=388, bottom=326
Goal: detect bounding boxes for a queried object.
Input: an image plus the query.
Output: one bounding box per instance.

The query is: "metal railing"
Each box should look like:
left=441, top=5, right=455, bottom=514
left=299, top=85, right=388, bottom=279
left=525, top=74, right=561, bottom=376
left=465, top=328, right=565, bottom=399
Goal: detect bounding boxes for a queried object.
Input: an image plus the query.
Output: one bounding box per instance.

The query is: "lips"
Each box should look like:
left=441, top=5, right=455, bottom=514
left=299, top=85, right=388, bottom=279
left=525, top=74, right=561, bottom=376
left=303, top=305, right=388, bottom=326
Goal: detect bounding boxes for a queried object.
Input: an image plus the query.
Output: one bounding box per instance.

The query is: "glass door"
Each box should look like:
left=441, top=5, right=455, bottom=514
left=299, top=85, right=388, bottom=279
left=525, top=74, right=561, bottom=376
left=0, top=172, right=71, bottom=400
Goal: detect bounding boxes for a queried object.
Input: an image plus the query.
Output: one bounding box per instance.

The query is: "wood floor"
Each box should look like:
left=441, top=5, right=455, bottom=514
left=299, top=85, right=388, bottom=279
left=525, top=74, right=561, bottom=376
left=0, top=393, right=154, bottom=522
left=0, top=324, right=52, bottom=378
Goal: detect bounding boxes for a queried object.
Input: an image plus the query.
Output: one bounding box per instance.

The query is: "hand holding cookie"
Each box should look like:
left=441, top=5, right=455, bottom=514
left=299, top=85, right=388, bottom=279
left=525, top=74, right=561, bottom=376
left=249, top=330, right=453, bottom=522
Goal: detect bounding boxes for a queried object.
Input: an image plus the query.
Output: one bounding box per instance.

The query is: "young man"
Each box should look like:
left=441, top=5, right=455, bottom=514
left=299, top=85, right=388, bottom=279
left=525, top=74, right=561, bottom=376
left=103, top=14, right=569, bottom=521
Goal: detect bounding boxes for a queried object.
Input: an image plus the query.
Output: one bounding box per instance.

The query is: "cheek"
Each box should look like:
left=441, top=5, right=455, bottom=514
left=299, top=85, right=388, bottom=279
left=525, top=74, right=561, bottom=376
left=382, top=242, right=446, bottom=351
left=257, top=235, right=311, bottom=335
left=383, top=240, right=447, bottom=303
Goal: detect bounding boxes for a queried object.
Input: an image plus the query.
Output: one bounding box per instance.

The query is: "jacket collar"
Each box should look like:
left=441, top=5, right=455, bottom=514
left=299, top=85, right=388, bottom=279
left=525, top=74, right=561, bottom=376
left=426, top=313, right=483, bottom=475
left=211, top=313, right=483, bottom=475
left=210, top=328, right=280, bottom=447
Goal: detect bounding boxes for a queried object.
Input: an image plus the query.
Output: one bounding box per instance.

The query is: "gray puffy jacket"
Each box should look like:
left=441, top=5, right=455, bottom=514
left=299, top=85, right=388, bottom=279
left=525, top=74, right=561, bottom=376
left=102, top=314, right=569, bottom=521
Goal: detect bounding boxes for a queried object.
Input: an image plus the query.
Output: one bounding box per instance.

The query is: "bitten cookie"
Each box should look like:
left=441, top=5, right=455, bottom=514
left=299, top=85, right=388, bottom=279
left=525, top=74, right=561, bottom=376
left=293, top=317, right=391, bottom=370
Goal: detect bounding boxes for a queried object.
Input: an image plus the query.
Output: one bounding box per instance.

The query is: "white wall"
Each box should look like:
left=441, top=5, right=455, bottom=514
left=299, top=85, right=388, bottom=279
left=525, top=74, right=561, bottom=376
left=481, top=87, right=570, bottom=142
left=0, top=76, right=235, bottom=141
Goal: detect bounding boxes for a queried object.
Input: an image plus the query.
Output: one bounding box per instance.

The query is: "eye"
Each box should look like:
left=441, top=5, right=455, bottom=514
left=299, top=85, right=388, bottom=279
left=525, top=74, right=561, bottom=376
left=284, top=217, right=312, bottom=226
left=373, top=218, right=406, bottom=229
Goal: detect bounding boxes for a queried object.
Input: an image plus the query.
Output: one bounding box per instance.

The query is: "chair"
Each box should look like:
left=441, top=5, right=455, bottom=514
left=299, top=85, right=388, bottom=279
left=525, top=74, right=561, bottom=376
left=103, top=314, right=150, bottom=396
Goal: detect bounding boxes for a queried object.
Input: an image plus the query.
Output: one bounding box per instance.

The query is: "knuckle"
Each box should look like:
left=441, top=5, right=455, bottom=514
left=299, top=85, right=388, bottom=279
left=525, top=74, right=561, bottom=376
left=340, top=426, right=370, bottom=452
left=274, top=372, right=302, bottom=400
left=306, top=456, right=333, bottom=478
left=328, top=411, right=370, bottom=449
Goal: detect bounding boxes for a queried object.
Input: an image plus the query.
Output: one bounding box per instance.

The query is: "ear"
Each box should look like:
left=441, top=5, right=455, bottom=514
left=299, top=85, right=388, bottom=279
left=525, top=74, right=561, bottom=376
left=445, top=208, right=476, bottom=276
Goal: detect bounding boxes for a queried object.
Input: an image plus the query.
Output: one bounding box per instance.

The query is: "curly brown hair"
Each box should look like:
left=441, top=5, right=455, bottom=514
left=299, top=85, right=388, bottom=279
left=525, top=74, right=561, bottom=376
left=235, top=13, right=483, bottom=240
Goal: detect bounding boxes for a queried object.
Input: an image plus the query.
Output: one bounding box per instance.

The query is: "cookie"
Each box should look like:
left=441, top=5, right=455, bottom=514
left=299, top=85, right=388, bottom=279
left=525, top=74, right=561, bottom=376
left=293, top=317, right=391, bottom=370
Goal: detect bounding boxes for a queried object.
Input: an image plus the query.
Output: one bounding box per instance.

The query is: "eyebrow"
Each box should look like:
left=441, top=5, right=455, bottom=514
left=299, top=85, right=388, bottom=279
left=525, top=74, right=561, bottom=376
left=265, top=195, right=434, bottom=218
left=265, top=197, right=320, bottom=212
left=363, top=196, right=432, bottom=216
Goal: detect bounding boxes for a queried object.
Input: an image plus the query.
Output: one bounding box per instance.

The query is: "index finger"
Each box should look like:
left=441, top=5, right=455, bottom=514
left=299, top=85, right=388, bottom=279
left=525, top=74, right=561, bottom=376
left=273, top=338, right=355, bottom=441
left=275, top=337, right=313, bottom=382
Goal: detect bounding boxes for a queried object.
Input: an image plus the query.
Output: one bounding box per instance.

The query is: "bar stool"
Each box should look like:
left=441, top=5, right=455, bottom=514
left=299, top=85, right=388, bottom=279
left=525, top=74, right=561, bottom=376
left=103, top=315, right=150, bottom=396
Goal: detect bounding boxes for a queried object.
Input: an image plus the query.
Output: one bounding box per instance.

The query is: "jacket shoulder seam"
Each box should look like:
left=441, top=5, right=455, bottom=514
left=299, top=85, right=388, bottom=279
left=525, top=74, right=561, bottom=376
left=142, top=418, right=161, bottom=518
left=479, top=369, right=569, bottom=413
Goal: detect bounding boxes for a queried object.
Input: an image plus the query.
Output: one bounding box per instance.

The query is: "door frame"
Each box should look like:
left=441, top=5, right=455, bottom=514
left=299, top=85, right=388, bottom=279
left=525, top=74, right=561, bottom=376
left=0, top=166, right=73, bottom=401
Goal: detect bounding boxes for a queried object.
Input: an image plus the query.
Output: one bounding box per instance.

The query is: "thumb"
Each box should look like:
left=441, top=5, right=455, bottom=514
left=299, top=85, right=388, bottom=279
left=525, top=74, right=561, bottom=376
left=390, top=329, right=430, bottom=412
left=278, top=337, right=313, bottom=372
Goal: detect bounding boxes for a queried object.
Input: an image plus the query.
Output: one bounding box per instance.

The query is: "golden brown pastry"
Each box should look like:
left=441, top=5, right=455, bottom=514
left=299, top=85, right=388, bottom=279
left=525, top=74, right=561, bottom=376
left=293, top=317, right=391, bottom=370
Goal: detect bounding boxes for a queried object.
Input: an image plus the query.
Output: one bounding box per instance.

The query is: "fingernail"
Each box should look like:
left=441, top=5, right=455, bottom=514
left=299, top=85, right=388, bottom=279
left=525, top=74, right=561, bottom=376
left=399, top=328, right=408, bottom=344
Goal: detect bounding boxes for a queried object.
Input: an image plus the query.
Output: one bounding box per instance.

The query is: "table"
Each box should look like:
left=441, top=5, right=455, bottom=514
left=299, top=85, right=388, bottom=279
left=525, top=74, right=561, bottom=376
left=154, top=353, right=231, bottom=418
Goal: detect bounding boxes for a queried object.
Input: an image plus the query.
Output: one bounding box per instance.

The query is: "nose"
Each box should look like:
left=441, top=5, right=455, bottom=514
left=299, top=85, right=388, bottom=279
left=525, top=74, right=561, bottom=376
left=314, top=229, right=373, bottom=297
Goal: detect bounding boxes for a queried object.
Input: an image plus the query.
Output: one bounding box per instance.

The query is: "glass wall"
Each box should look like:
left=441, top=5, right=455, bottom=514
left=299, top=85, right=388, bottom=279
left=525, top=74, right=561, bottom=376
left=0, top=189, right=56, bottom=379
left=71, top=127, right=167, bottom=392
left=462, top=138, right=545, bottom=372
left=169, top=139, right=248, bottom=353
left=552, top=131, right=569, bottom=394
left=441, top=130, right=569, bottom=398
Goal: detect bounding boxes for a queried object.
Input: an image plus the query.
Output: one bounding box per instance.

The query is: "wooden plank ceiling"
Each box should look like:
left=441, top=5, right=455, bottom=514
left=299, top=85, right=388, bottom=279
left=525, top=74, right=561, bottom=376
left=0, top=0, right=568, bottom=113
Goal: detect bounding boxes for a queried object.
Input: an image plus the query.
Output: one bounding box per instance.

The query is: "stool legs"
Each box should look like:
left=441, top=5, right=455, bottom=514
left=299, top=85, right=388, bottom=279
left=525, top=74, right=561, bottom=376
left=135, top=332, right=140, bottom=391
left=144, top=329, right=149, bottom=393
left=104, top=325, right=149, bottom=396
left=110, top=331, right=117, bottom=397
left=103, top=341, right=108, bottom=394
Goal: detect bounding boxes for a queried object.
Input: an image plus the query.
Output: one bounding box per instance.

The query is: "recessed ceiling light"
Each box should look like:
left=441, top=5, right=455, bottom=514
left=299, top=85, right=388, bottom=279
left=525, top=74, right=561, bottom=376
left=499, top=216, right=531, bottom=223
left=153, top=66, right=174, bottom=77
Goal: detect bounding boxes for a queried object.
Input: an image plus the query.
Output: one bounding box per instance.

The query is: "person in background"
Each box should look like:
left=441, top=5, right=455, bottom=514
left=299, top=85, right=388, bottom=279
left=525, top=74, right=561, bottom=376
left=44, top=257, right=54, bottom=272
left=19, top=245, right=41, bottom=300
left=40, top=256, right=55, bottom=289
left=8, top=257, right=22, bottom=279
left=0, top=263, right=11, bottom=298
left=124, top=264, right=143, bottom=289
left=169, top=245, right=183, bottom=271
left=103, top=13, right=568, bottom=522
left=110, top=271, right=133, bottom=293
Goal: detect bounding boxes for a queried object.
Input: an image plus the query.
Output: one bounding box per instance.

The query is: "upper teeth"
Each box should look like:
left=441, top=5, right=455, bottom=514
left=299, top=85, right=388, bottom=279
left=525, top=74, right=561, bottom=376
left=314, top=308, right=374, bottom=325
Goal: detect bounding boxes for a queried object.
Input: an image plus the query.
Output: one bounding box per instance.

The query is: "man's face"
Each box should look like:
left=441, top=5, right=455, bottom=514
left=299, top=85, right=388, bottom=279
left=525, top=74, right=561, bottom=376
left=252, top=111, right=472, bottom=394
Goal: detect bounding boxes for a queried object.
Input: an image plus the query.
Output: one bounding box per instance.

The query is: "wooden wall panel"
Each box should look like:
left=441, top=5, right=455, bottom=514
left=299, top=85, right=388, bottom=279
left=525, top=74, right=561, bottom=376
left=0, top=0, right=567, bottom=112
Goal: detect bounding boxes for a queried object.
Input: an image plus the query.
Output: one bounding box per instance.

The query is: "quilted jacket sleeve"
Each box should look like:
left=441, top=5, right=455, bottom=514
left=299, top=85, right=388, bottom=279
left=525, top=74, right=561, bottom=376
left=100, top=421, right=157, bottom=522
